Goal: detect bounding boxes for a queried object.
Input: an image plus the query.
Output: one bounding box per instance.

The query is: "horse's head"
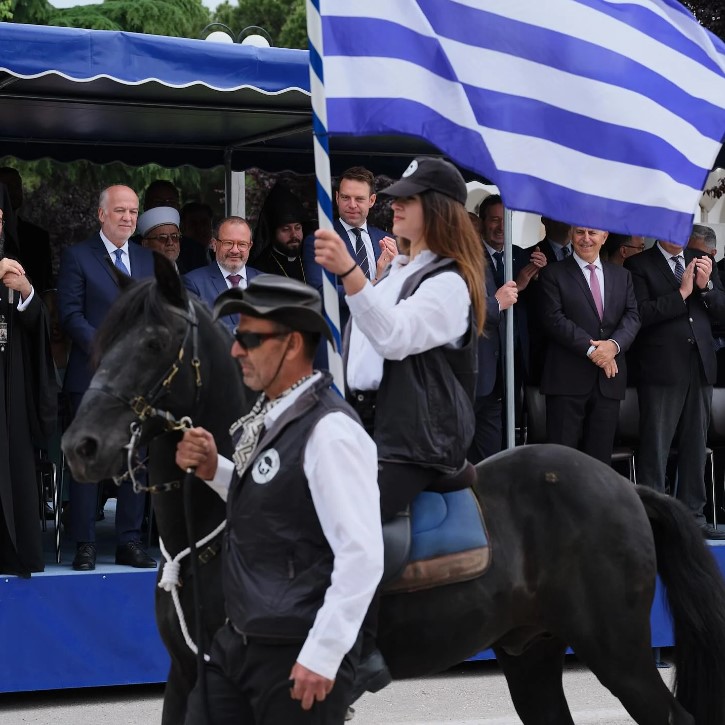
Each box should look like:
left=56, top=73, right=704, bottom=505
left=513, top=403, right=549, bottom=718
left=62, top=253, right=227, bottom=482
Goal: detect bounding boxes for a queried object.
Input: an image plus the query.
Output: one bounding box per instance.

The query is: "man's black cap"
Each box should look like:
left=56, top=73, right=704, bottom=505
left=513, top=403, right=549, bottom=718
left=381, top=157, right=467, bottom=205
left=213, top=274, right=333, bottom=342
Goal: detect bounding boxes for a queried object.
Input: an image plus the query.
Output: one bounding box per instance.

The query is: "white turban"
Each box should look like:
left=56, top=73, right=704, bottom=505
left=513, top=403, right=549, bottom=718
left=137, top=206, right=180, bottom=237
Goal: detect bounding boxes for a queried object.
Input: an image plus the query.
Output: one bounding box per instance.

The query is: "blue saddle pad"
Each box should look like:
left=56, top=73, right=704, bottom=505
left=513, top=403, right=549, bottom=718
left=409, top=489, right=488, bottom=562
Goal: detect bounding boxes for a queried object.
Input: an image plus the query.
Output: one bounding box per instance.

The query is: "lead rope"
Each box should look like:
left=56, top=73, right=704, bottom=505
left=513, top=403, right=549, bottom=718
left=157, top=519, right=226, bottom=659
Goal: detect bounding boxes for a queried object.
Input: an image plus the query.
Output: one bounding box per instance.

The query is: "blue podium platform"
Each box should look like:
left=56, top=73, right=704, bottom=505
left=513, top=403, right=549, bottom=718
left=2, top=533, right=725, bottom=693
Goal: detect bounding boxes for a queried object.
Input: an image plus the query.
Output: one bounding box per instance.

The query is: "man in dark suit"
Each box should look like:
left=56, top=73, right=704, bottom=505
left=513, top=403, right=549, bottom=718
left=539, top=227, right=640, bottom=464
left=183, top=216, right=261, bottom=333
left=58, top=185, right=157, bottom=570
left=536, top=217, right=572, bottom=264
left=469, top=259, right=519, bottom=462
left=625, top=238, right=725, bottom=539
left=301, top=167, right=394, bottom=320
left=478, top=195, right=546, bottom=442
left=526, top=216, right=571, bottom=383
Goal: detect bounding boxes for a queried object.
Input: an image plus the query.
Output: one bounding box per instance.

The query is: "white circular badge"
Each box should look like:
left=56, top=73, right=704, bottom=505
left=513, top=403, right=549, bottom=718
left=251, top=448, right=281, bottom=484
left=402, top=160, right=418, bottom=178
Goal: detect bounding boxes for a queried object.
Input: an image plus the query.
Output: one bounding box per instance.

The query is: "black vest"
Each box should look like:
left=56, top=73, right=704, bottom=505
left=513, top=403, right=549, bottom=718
left=374, top=256, right=477, bottom=472
left=224, top=372, right=360, bottom=640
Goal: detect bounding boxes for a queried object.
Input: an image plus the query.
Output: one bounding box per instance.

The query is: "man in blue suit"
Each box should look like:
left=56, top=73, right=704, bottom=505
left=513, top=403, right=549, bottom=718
left=183, top=216, right=261, bottom=334
left=58, top=185, right=157, bottom=571
left=302, top=167, right=394, bottom=323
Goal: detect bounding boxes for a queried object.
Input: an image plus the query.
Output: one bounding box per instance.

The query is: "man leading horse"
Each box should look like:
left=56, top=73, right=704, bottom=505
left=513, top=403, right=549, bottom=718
left=175, top=275, right=384, bottom=724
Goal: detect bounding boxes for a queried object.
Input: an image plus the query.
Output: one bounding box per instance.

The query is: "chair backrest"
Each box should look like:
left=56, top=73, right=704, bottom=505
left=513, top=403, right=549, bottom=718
left=708, top=387, right=725, bottom=447
left=525, top=386, right=547, bottom=444
left=617, top=387, right=640, bottom=446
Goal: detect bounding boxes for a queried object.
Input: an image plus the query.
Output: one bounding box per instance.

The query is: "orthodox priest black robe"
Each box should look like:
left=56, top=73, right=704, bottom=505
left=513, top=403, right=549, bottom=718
left=0, top=287, right=57, bottom=576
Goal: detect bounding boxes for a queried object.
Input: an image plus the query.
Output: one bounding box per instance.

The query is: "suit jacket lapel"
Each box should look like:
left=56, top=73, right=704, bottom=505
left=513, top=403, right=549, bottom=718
left=564, top=256, right=600, bottom=320
left=651, top=246, right=680, bottom=290
left=602, top=264, right=617, bottom=325
left=90, top=234, right=118, bottom=286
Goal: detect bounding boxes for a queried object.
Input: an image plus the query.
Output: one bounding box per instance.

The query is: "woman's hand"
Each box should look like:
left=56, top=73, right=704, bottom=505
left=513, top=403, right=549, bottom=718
left=314, top=229, right=356, bottom=275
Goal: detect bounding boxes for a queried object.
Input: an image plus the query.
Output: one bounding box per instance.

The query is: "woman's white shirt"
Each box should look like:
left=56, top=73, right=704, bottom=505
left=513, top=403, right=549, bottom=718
left=346, top=249, right=470, bottom=392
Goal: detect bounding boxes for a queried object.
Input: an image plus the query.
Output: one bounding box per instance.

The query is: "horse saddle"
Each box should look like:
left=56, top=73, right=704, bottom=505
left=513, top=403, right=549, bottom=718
left=381, top=488, right=491, bottom=594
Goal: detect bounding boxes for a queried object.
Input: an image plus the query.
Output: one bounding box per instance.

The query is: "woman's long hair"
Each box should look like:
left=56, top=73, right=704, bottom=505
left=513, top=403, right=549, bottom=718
left=398, top=190, right=485, bottom=334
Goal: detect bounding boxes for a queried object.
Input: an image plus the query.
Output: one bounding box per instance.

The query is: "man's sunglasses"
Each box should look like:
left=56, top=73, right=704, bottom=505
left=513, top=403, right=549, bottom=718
left=233, top=330, right=288, bottom=350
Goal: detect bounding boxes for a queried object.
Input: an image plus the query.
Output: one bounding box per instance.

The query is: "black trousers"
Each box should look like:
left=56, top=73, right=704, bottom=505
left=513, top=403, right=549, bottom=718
left=185, top=622, right=357, bottom=725
left=545, top=387, right=620, bottom=465
left=637, top=352, right=711, bottom=521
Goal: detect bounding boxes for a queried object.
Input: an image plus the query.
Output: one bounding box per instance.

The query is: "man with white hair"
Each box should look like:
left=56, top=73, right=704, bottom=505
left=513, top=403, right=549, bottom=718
left=58, top=185, right=157, bottom=571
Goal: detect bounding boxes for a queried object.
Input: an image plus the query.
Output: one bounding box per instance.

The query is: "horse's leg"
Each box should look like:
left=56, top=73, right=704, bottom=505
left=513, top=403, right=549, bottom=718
left=569, top=607, right=693, bottom=725
left=493, top=637, right=574, bottom=725
left=162, top=663, right=190, bottom=725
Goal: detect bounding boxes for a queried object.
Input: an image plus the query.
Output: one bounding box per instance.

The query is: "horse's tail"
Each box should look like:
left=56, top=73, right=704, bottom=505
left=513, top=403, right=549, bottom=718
left=636, top=485, right=725, bottom=725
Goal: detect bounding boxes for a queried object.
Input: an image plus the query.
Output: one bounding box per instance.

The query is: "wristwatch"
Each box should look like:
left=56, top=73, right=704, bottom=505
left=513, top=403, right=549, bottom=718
left=701, top=280, right=714, bottom=293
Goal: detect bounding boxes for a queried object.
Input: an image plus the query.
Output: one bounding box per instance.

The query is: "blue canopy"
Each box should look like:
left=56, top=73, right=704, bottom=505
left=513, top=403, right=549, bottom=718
left=0, top=22, right=436, bottom=173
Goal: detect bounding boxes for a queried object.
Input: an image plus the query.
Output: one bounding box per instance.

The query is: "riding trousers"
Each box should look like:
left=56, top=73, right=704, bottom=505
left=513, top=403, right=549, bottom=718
left=184, top=621, right=357, bottom=725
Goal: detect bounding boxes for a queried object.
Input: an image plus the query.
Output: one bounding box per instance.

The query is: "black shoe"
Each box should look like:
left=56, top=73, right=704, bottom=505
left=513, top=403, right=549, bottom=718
left=115, top=541, right=157, bottom=568
left=72, top=542, right=97, bottom=571
left=700, top=523, right=725, bottom=541
left=349, top=650, right=392, bottom=704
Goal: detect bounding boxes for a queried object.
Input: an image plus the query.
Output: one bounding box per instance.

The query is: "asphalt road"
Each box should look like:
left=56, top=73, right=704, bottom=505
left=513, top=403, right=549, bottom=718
left=0, top=659, right=674, bottom=724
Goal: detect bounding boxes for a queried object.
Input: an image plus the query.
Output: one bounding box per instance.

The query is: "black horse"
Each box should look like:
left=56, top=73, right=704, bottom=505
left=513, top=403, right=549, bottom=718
left=62, top=257, right=252, bottom=724
left=63, top=260, right=725, bottom=725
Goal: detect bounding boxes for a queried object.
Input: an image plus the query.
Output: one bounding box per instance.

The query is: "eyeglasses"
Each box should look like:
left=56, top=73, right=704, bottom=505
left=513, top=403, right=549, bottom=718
left=217, top=240, right=251, bottom=251
left=623, top=244, right=646, bottom=252
left=233, top=330, right=288, bottom=351
left=146, top=233, right=181, bottom=243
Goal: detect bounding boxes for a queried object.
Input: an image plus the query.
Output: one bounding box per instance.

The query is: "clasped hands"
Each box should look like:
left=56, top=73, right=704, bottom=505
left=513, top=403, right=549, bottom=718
left=679, top=255, right=712, bottom=299
left=0, top=258, right=32, bottom=299
left=589, top=339, right=618, bottom=379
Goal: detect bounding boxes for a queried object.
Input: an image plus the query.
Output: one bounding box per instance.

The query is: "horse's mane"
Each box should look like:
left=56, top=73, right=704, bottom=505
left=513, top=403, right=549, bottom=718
left=92, top=279, right=188, bottom=369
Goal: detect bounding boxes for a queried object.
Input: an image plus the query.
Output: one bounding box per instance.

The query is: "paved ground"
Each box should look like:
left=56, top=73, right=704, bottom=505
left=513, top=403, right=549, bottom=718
left=0, top=659, right=675, bottom=724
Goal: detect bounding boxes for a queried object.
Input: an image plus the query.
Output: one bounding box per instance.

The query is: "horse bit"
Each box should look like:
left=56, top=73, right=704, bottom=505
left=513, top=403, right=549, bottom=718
left=88, top=301, right=203, bottom=493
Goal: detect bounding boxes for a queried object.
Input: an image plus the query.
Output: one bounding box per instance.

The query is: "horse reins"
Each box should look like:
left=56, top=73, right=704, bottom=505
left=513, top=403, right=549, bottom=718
left=88, top=300, right=202, bottom=493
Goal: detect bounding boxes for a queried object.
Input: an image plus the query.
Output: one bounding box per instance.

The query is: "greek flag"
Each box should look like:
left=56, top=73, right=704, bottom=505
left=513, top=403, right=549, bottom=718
left=320, top=0, right=725, bottom=244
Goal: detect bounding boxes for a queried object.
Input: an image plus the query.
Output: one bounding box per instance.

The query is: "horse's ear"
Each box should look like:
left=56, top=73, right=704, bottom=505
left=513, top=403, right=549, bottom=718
left=154, top=251, right=187, bottom=309
left=107, top=258, right=136, bottom=291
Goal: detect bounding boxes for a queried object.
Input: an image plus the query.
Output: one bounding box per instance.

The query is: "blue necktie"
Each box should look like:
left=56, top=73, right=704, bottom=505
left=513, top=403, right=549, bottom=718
left=114, top=248, right=130, bottom=276
left=671, top=255, right=684, bottom=283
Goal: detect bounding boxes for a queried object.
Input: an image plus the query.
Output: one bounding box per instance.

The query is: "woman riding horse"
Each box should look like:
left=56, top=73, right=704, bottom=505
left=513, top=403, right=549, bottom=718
left=315, top=156, right=485, bottom=698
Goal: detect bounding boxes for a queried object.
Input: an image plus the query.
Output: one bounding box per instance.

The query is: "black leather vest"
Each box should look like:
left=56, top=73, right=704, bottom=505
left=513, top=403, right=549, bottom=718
left=374, top=256, right=477, bottom=472
left=223, top=373, right=360, bottom=640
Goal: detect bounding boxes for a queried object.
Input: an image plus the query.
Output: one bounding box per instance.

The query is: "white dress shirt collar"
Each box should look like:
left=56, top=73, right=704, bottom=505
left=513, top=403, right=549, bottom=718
left=217, top=262, right=247, bottom=288
left=100, top=231, right=131, bottom=274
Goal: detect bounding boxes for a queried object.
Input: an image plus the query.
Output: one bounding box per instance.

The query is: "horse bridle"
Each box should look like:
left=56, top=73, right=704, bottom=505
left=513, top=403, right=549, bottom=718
left=88, top=300, right=203, bottom=493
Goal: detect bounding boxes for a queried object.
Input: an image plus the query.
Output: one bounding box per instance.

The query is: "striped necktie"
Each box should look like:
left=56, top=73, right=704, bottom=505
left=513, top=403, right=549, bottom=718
left=671, top=255, right=684, bottom=283
left=352, top=227, right=370, bottom=278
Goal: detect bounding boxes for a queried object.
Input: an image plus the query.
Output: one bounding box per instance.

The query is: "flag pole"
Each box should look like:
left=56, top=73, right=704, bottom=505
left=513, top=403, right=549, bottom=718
left=503, top=206, right=515, bottom=449
left=306, top=0, right=345, bottom=395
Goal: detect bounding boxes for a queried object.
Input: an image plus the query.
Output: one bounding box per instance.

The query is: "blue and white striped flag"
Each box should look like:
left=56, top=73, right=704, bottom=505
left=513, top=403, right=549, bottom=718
left=320, top=0, right=725, bottom=244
